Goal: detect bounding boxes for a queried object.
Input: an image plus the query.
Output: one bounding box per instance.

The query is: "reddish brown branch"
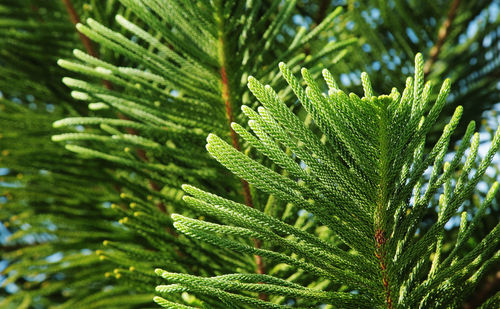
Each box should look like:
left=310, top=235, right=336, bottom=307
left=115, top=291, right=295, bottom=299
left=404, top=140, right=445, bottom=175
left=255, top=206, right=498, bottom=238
left=220, top=40, right=266, bottom=300
left=424, top=0, right=461, bottom=76
left=148, top=179, right=167, bottom=213
left=61, top=0, right=166, bottom=214
left=375, top=229, right=392, bottom=309
left=220, top=64, right=255, bottom=209
left=61, top=0, right=97, bottom=58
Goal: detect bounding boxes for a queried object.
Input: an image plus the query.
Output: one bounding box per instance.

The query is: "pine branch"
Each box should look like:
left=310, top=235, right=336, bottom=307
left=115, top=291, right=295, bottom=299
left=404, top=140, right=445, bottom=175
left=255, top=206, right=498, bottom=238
left=4, top=1, right=499, bottom=308
left=61, top=0, right=97, bottom=58
left=60, top=0, right=168, bottom=214
left=215, top=2, right=266, bottom=300
left=54, top=2, right=346, bottom=305
left=423, top=0, right=461, bottom=75
left=219, top=51, right=254, bottom=209
left=175, top=54, right=500, bottom=308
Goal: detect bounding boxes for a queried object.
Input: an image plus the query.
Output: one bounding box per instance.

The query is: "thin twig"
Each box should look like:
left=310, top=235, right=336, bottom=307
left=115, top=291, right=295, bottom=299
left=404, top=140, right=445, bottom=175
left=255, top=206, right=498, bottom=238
left=424, top=0, right=461, bottom=76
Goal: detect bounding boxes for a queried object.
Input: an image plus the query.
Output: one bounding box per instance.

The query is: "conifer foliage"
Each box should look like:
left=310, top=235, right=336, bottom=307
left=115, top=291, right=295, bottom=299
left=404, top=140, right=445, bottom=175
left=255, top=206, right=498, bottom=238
left=163, top=54, right=500, bottom=308
left=1, top=0, right=500, bottom=308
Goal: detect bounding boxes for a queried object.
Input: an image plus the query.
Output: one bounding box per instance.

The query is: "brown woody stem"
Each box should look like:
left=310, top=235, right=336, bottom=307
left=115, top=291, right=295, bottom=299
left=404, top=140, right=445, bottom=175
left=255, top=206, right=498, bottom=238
left=217, top=5, right=267, bottom=299
left=375, top=229, right=392, bottom=308
left=219, top=63, right=255, bottom=209
left=424, top=0, right=461, bottom=76
left=61, top=0, right=97, bottom=58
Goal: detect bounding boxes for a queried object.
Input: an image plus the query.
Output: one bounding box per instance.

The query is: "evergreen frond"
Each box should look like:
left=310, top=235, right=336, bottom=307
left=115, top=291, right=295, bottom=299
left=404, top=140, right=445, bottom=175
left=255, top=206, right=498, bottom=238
left=1, top=1, right=499, bottom=308
left=174, top=54, right=500, bottom=308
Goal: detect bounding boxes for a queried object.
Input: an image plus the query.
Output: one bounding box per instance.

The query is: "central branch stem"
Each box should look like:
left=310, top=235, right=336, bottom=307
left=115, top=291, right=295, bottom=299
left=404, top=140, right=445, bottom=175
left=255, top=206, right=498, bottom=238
left=375, top=98, right=393, bottom=308
left=216, top=3, right=267, bottom=300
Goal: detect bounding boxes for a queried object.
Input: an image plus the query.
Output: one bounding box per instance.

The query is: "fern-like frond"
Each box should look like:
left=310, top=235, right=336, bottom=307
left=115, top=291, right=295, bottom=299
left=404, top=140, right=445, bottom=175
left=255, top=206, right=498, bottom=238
left=168, top=54, right=500, bottom=308
left=35, top=1, right=353, bottom=307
